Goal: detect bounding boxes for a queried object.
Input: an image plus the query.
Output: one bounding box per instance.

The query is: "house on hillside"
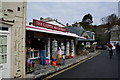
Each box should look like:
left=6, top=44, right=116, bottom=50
left=110, top=25, right=120, bottom=46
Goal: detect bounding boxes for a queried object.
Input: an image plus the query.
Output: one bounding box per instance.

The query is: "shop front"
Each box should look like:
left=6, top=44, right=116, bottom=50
left=26, top=19, right=80, bottom=73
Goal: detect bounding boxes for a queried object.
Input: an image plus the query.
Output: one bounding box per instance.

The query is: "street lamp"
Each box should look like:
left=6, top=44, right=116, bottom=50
left=107, top=22, right=111, bottom=44
left=108, top=30, right=111, bottom=44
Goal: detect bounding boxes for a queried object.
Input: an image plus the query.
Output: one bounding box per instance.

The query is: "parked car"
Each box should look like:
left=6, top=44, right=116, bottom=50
left=96, top=45, right=107, bottom=50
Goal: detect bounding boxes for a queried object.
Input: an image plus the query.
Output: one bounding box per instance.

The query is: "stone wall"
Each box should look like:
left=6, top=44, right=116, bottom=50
left=1, top=1, right=26, bottom=78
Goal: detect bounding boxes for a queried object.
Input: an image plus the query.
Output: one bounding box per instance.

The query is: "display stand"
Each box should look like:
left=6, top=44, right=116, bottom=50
left=26, top=50, right=40, bottom=73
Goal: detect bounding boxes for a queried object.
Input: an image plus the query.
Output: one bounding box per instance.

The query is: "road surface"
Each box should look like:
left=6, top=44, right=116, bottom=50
left=45, top=50, right=119, bottom=80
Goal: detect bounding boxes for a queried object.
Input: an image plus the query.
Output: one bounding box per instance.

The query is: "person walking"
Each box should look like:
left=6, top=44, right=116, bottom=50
left=108, top=43, right=113, bottom=59
left=39, top=40, right=46, bottom=65
left=115, top=43, right=120, bottom=54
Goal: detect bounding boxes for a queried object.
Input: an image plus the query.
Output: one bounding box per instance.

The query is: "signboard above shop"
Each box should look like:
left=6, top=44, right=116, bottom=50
left=33, top=19, right=67, bottom=32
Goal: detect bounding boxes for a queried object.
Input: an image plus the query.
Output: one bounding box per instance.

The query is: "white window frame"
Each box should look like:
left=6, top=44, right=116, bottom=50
left=0, top=24, right=11, bottom=78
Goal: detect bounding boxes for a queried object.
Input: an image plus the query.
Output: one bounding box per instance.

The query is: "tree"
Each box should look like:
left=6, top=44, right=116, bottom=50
left=101, top=14, right=118, bottom=28
left=100, top=14, right=118, bottom=43
left=101, top=17, right=108, bottom=25
left=108, top=14, right=118, bottom=26
left=79, top=13, right=93, bottom=30
left=82, top=13, right=93, bottom=25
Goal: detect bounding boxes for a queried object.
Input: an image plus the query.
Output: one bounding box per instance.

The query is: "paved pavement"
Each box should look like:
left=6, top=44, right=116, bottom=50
left=26, top=50, right=100, bottom=79
left=47, top=50, right=119, bottom=80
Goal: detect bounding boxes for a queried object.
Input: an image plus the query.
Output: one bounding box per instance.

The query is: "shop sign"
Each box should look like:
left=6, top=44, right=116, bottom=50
left=33, top=19, right=67, bottom=32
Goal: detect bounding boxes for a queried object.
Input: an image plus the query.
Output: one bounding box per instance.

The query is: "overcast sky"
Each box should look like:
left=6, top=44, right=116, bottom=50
left=27, top=2, right=118, bottom=25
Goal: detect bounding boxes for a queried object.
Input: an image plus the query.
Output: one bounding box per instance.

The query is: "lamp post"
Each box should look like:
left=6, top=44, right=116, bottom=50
left=108, top=30, right=111, bottom=44
left=107, top=22, right=111, bottom=44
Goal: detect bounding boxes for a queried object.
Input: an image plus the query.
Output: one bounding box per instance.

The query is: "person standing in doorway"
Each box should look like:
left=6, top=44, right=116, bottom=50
left=57, top=47, right=63, bottom=66
left=115, top=43, right=120, bottom=54
left=108, top=43, right=113, bottom=59
left=39, top=39, right=46, bottom=65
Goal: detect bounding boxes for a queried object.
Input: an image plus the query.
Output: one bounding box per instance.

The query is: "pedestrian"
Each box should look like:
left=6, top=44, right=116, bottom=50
left=39, top=40, right=46, bottom=65
left=108, top=43, right=113, bottom=59
left=115, top=43, right=120, bottom=54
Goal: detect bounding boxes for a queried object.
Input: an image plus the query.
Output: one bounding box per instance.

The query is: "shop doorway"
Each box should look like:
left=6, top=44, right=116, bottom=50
left=0, top=27, right=10, bottom=79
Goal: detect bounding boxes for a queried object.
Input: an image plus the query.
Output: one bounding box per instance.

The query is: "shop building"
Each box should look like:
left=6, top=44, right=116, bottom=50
left=26, top=18, right=81, bottom=73
left=110, top=25, right=120, bottom=48
left=66, top=27, right=95, bottom=46
left=0, top=1, right=26, bottom=79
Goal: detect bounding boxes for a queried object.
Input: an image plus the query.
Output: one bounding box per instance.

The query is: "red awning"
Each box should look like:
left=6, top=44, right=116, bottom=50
left=26, top=25, right=85, bottom=38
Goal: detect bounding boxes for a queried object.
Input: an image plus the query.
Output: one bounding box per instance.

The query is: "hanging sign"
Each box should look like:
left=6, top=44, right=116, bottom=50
left=33, top=19, right=67, bottom=32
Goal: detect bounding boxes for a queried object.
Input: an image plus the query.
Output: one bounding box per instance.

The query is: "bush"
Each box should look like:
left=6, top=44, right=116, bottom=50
left=76, top=43, right=85, bottom=55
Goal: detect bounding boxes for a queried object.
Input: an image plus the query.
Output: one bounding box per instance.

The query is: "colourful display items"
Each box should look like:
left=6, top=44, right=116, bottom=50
left=52, top=61, right=56, bottom=66
left=46, top=59, right=49, bottom=64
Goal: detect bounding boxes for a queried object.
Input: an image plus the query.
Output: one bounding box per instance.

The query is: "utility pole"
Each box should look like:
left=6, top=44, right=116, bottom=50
left=107, top=22, right=111, bottom=44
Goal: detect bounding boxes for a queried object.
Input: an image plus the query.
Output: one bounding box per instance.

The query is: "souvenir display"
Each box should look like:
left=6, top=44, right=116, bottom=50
left=66, top=41, right=70, bottom=56
left=52, top=40, right=58, bottom=58
left=61, top=43, right=65, bottom=54
left=71, top=40, right=74, bottom=56
left=26, top=48, right=39, bottom=73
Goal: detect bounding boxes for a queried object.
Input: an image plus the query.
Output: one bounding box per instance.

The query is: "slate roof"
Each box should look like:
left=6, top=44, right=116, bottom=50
left=66, top=27, right=85, bottom=36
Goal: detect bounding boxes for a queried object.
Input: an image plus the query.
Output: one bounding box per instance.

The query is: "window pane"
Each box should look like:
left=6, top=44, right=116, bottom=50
left=2, top=55, right=4, bottom=63
left=0, top=36, right=2, bottom=44
left=0, top=27, right=8, bottom=31
left=3, top=36, right=7, bottom=44
left=0, top=55, right=2, bottom=64
left=0, top=35, right=7, bottom=64
left=0, top=46, right=2, bottom=53
left=0, top=36, right=7, bottom=44
left=2, top=45, right=7, bottom=54
left=4, top=55, right=7, bottom=63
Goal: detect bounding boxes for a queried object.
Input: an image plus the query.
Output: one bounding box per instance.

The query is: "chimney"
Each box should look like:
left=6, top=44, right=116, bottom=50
left=66, top=23, right=69, bottom=27
left=40, top=17, right=44, bottom=21
left=29, top=22, right=32, bottom=25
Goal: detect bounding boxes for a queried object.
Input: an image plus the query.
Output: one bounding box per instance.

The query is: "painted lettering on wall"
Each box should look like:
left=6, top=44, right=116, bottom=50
left=33, top=19, right=67, bottom=32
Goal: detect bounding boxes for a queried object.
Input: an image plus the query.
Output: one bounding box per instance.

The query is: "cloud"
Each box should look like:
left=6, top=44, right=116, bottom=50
left=27, top=0, right=119, bottom=2
left=27, top=2, right=118, bottom=25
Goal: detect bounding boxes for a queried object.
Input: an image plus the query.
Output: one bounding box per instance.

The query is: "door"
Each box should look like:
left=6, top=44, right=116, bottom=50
left=0, top=34, right=9, bottom=79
